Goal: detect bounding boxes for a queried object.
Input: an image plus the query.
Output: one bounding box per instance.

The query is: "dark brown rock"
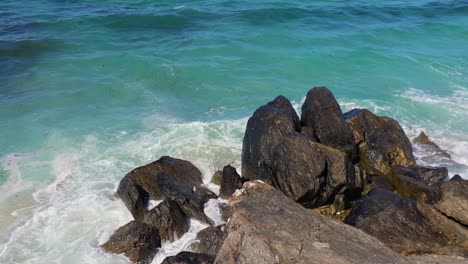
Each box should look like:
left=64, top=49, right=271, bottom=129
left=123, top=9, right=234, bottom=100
left=344, top=109, right=415, bottom=175
left=241, top=96, right=300, bottom=182
left=143, top=198, right=189, bottom=242
left=413, top=132, right=451, bottom=159
left=161, top=252, right=214, bottom=264
left=215, top=181, right=407, bottom=264
left=301, top=87, right=357, bottom=161
left=116, top=177, right=149, bottom=221
left=219, top=165, right=243, bottom=199
left=433, top=180, right=468, bottom=226
left=193, top=225, right=226, bottom=257
left=210, top=170, right=222, bottom=185
left=387, top=166, right=436, bottom=202
left=195, top=186, right=218, bottom=203
left=101, top=221, right=160, bottom=263
left=345, top=189, right=468, bottom=256
left=219, top=203, right=232, bottom=222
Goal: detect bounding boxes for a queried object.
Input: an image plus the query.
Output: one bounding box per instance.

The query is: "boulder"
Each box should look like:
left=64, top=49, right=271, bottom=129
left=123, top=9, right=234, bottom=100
left=116, top=177, right=149, bottom=221
left=101, top=221, right=160, bottom=263
left=301, top=87, right=357, bottom=161
left=219, top=165, right=244, bottom=199
left=269, top=133, right=360, bottom=208
left=387, top=166, right=436, bottom=202
left=345, top=189, right=468, bottom=256
left=344, top=109, right=415, bottom=175
left=412, top=165, right=448, bottom=185
left=433, top=180, right=468, bottom=226
left=241, top=96, right=300, bottom=182
left=413, top=132, right=451, bottom=159
left=143, top=198, right=189, bottom=242
left=193, top=225, right=226, bottom=257
left=195, top=186, right=218, bottom=203
left=451, top=174, right=464, bottom=181
left=161, top=252, right=214, bottom=264
left=214, top=181, right=407, bottom=264
left=210, top=170, right=222, bottom=185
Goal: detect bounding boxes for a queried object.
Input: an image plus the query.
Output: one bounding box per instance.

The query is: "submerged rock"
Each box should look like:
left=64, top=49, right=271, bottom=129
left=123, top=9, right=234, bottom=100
left=241, top=96, right=300, bottom=182
left=215, top=181, right=406, bottom=264
left=433, top=180, right=468, bottom=226
left=413, top=132, right=451, bottom=159
left=101, top=221, right=160, bottom=264
left=301, top=87, right=357, bottom=161
left=161, top=252, right=214, bottom=264
left=219, top=165, right=244, bottom=199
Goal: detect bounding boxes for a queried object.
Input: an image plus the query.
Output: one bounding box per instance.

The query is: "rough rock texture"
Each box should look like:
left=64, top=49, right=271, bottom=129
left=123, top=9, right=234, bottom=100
left=433, top=180, right=468, bottom=226
left=101, top=221, right=161, bottom=264
left=214, top=181, right=406, bottom=264
left=412, top=165, right=448, bottom=185
left=143, top=198, right=189, bottom=242
left=387, top=166, right=436, bottom=203
left=219, top=165, right=244, bottom=199
left=345, top=189, right=468, bottom=256
left=210, top=170, right=222, bottom=185
left=413, top=132, right=451, bottom=159
left=344, top=108, right=415, bottom=175
left=117, top=177, right=148, bottom=221
left=193, top=225, right=226, bottom=257
left=407, top=254, right=468, bottom=264
left=219, top=203, right=232, bottom=222
left=301, top=87, right=357, bottom=161
left=269, top=133, right=360, bottom=208
left=195, top=186, right=218, bottom=203
left=161, top=252, right=214, bottom=264
left=241, top=96, right=300, bottom=182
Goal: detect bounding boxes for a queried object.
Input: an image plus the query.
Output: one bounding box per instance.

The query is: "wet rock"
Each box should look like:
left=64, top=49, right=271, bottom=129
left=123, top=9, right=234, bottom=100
left=161, top=252, right=214, bottom=264
left=345, top=189, right=468, bottom=256
left=195, top=186, right=218, bottom=203
left=387, top=166, right=436, bottom=202
left=101, top=221, right=160, bottom=264
left=219, top=165, right=243, bottom=199
left=193, top=225, right=226, bottom=257
left=301, top=87, right=357, bottom=161
left=241, top=96, right=300, bottom=182
left=116, top=177, right=149, bottom=221
left=451, top=174, right=464, bottom=181
left=433, top=180, right=468, bottom=226
left=219, top=203, right=232, bottom=222
left=344, top=109, right=415, bottom=175
left=210, top=170, right=222, bottom=185
left=215, top=181, right=406, bottom=264
left=413, top=132, right=451, bottom=159
left=143, top=198, right=189, bottom=242
left=270, top=133, right=360, bottom=208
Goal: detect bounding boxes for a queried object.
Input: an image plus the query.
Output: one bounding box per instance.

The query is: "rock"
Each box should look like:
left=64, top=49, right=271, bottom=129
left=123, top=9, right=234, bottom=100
left=345, top=189, right=468, bottom=256
left=143, top=198, right=189, bottom=242
left=210, top=170, right=222, bottom=185
left=195, top=186, right=218, bottom=203
left=116, top=177, right=149, bottom=221
left=214, top=181, right=406, bottom=264
left=301, top=87, right=357, bottom=161
left=161, top=252, right=214, bottom=264
left=219, top=203, right=232, bottom=222
left=387, top=166, right=436, bottom=202
left=101, top=221, right=160, bottom=263
left=219, top=165, right=243, bottom=199
left=344, top=109, right=415, bottom=175
left=412, top=165, right=448, bottom=185
left=241, top=96, right=300, bottom=182
left=269, top=133, right=360, bottom=208
left=407, top=254, right=468, bottom=264
left=413, top=132, right=451, bottom=159
left=193, top=225, right=226, bottom=257
left=433, top=180, right=468, bottom=226
left=451, top=174, right=464, bottom=181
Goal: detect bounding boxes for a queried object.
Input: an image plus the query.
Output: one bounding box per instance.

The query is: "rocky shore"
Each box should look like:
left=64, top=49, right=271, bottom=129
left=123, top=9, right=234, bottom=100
left=102, top=87, right=467, bottom=263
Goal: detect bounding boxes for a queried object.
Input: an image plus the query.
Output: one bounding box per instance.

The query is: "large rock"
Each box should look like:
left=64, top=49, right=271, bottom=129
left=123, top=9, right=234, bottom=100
left=161, top=252, right=214, bottom=264
left=413, top=132, right=451, bottom=159
left=193, top=225, right=226, bottom=257
left=344, top=109, right=415, bottom=175
left=433, top=180, right=468, bottom=226
left=270, top=133, right=361, bottom=208
left=387, top=166, right=436, bottom=203
left=117, top=177, right=149, bottom=221
left=214, top=181, right=406, bottom=264
left=101, top=221, right=161, bottom=264
left=219, top=165, right=244, bottom=199
left=345, top=189, right=468, bottom=256
left=301, top=87, right=357, bottom=161
left=241, top=96, right=300, bottom=182
left=143, top=198, right=189, bottom=242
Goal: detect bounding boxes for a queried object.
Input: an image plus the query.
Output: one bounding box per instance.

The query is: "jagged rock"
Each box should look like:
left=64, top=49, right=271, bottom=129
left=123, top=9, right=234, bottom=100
left=117, top=177, right=149, bottom=221
left=269, top=133, right=361, bottom=208
left=345, top=189, right=468, bottom=256
left=412, top=165, right=448, bottom=185
left=193, top=225, right=226, bottom=257
left=219, top=203, right=232, bottom=222
left=215, top=181, right=406, bottom=264
left=451, top=175, right=464, bottom=181
left=344, top=108, right=415, bottom=175
left=143, top=198, right=189, bottom=242
left=433, top=180, right=468, bottom=226
left=241, top=96, right=300, bottom=182
left=301, top=87, right=357, bottom=161
left=387, top=166, right=436, bottom=202
left=413, top=132, right=451, bottom=159
left=210, top=170, right=222, bottom=185
left=219, top=165, right=243, bottom=199
left=195, top=186, right=218, bottom=203
left=161, top=252, right=214, bottom=264
left=101, top=221, right=160, bottom=264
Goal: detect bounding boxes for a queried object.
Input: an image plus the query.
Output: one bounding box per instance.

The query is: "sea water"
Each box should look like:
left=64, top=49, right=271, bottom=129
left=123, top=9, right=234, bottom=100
left=0, top=0, right=467, bottom=263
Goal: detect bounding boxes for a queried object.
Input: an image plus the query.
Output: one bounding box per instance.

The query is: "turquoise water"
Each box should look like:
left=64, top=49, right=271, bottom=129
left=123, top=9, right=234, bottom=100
left=1, top=0, right=467, bottom=263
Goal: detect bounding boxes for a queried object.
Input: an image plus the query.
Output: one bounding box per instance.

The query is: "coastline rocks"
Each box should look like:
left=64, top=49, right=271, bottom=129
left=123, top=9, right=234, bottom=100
left=143, top=198, right=189, bottom=242
left=241, top=96, right=300, bottom=182
left=387, top=166, right=436, bottom=202
left=344, top=109, right=415, bottom=175
left=210, top=170, right=222, bottom=185
left=413, top=132, right=451, bottom=159
left=161, top=252, right=214, bottom=264
left=117, top=177, right=149, bottom=221
left=219, top=165, right=244, bottom=199
left=345, top=189, right=468, bottom=256
left=101, top=221, right=161, bottom=264
left=301, top=87, right=357, bottom=161
left=433, top=180, right=468, bottom=226
left=193, top=224, right=226, bottom=257
left=214, top=181, right=406, bottom=264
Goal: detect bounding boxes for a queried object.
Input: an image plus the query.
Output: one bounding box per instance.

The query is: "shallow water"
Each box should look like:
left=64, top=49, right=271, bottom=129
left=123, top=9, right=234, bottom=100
left=1, top=0, right=467, bottom=263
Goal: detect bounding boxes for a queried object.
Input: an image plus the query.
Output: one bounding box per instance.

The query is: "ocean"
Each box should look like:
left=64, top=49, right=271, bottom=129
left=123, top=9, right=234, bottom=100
left=0, top=0, right=467, bottom=263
